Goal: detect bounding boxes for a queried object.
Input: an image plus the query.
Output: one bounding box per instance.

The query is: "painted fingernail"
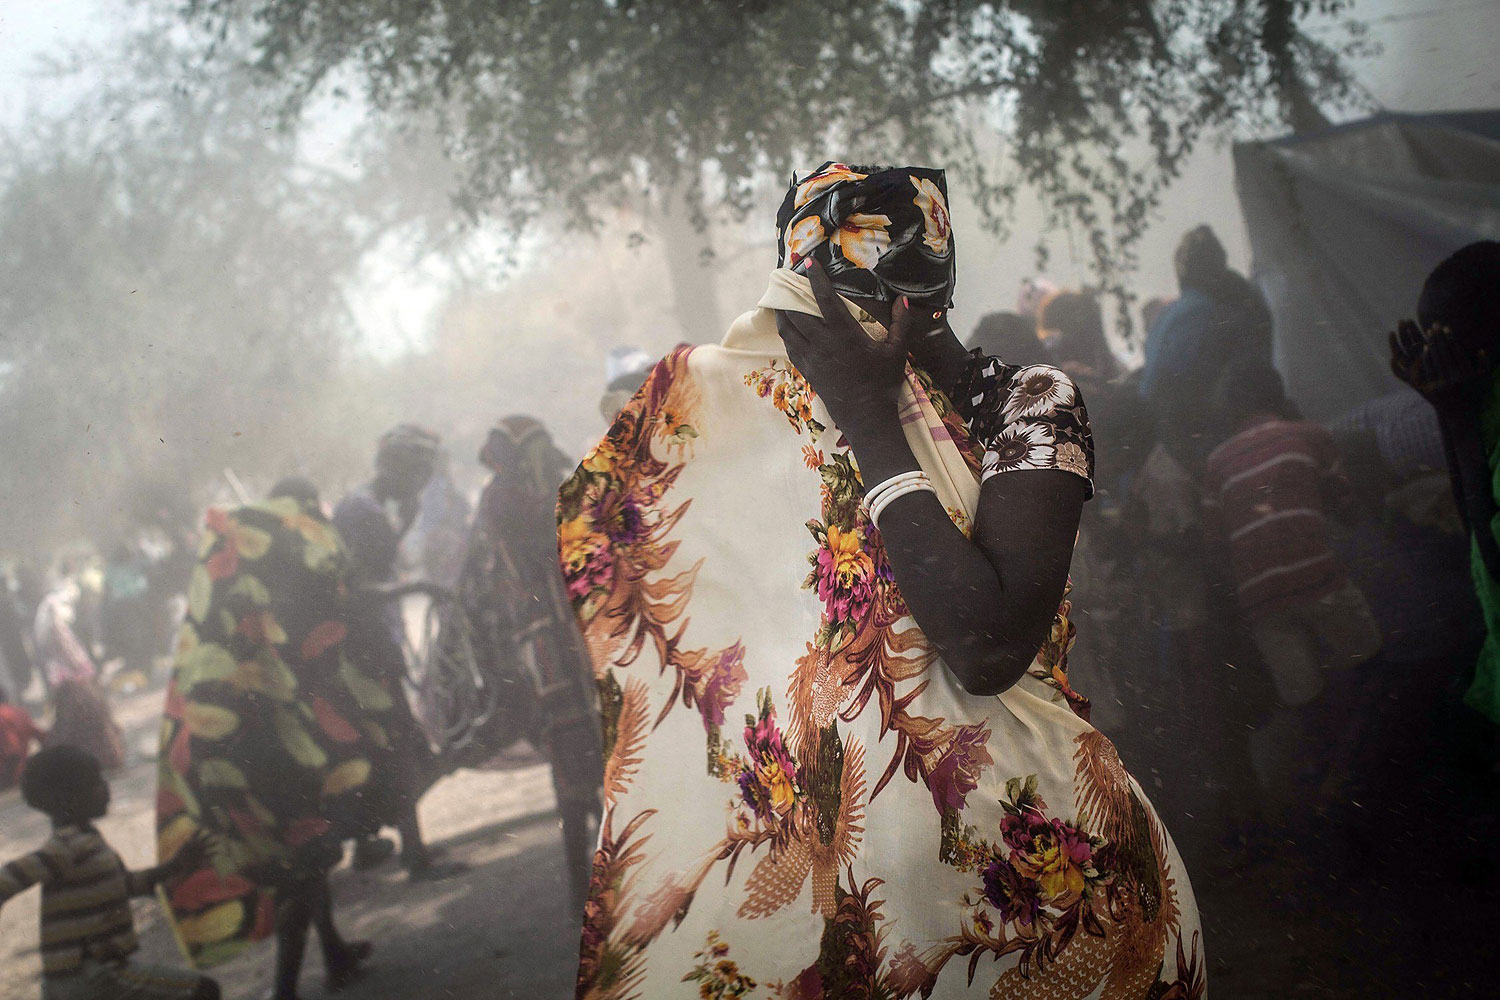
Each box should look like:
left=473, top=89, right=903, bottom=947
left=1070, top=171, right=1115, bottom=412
left=902, top=296, right=911, bottom=309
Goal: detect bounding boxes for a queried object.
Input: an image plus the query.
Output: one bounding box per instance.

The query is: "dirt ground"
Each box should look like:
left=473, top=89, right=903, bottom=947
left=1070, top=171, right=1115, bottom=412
left=0, top=687, right=581, bottom=1000
left=3, top=679, right=1495, bottom=999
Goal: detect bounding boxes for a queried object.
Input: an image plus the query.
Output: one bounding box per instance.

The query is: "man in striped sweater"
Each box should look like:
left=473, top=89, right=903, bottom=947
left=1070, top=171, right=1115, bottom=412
left=0, top=746, right=219, bottom=1000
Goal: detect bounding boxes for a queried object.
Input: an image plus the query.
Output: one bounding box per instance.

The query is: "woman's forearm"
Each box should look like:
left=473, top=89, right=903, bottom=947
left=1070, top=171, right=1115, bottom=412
left=842, top=418, right=1050, bottom=695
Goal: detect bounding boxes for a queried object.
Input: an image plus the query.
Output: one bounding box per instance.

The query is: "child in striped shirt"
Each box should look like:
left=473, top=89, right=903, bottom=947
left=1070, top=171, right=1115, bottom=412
left=0, top=745, right=220, bottom=1000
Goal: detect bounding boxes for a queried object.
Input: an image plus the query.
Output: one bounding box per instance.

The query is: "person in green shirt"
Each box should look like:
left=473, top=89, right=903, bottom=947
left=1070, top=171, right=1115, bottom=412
left=1390, top=240, right=1500, bottom=729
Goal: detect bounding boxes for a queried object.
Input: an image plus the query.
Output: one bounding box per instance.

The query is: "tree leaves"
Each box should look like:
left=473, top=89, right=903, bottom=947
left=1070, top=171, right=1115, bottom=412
left=184, top=0, right=1370, bottom=336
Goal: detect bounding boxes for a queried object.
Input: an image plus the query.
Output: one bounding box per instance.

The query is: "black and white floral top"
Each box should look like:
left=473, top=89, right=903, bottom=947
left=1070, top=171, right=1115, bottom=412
left=952, top=352, right=1095, bottom=499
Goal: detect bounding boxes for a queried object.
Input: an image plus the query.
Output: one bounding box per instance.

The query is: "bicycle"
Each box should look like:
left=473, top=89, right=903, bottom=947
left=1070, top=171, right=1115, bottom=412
left=357, top=580, right=499, bottom=761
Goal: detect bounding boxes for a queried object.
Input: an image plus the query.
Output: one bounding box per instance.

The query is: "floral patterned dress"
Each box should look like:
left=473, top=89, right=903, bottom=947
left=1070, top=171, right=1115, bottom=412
left=560, top=302, right=1204, bottom=1000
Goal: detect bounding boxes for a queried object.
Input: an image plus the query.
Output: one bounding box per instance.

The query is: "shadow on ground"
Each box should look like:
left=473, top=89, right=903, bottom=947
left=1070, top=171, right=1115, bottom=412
left=136, top=810, right=583, bottom=1000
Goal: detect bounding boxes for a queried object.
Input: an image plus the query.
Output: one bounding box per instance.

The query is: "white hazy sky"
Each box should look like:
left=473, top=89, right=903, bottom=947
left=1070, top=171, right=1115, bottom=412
left=2, top=0, right=1498, bottom=357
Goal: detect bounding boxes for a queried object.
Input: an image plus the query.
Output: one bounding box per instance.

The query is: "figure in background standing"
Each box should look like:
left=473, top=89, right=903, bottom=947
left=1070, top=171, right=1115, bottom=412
left=963, top=311, right=1042, bottom=368
left=0, top=686, right=43, bottom=789
left=1320, top=392, right=1483, bottom=860
left=33, top=578, right=125, bottom=771
left=598, top=345, right=656, bottom=425
left=158, top=479, right=380, bottom=998
left=1037, top=289, right=1123, bottom=387
left=333, top=424, right=460, bottom=879
left=407, top=449, right=473, bottom=590
left=101, top=540, right=155, bottom=686
left=1034, top=290, right=1147, bottom=733
left=458, top=416, right=602, bottom=909
left=67, top=556, right=105, bottom=666
left=0, top=568, right=37, bottom=702
left=1140, top=224, right=1274, bottom=462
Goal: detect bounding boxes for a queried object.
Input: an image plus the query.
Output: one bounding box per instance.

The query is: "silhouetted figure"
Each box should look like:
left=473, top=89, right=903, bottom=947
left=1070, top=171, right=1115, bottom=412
left=1204, top=361, right=1380, bottom=817
left=33, top=582, right=124, bottom=772
left=964, top=311, right=1042, bottom=367
left=1141, top=225, right=1274, bottom=461
left=0, top=571, right=37, bottom=701
left=1390, top=240, right=1500, bottom=731
left=334, top=425, right=462, bottom=880
left=458, top=416, right=603, bottom=910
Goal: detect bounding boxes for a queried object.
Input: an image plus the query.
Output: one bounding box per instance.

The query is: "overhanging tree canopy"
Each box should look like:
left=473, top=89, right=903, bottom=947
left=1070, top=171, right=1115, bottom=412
left=0, top=34, right=421, bottom=555
left=187, top=0, right=1371, bottom=320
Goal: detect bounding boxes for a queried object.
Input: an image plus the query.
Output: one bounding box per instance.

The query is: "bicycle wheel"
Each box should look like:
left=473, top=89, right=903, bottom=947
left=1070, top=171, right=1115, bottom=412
left=410, top=590, right=496, bottom=754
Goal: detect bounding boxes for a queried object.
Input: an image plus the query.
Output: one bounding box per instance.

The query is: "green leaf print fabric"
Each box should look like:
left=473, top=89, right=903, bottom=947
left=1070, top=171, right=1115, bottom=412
left=155, top=497, right=396, bottom=967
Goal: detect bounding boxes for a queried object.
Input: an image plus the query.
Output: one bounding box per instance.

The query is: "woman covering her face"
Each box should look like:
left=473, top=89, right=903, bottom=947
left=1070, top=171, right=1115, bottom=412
left=560, top=163, right=1203, bottom=999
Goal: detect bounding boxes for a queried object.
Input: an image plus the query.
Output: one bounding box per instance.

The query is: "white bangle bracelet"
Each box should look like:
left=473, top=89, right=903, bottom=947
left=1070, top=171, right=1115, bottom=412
left=864, top=470, right=929, bottom=511
left=869, top=482, right=937, bottom=529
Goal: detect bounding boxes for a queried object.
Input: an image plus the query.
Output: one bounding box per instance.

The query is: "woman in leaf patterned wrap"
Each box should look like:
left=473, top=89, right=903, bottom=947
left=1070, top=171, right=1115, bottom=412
left=155, top=481, right=389, bottom=999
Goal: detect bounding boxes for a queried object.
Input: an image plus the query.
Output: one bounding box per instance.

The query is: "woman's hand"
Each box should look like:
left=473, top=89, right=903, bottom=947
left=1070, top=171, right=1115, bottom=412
left=775, top=261, right=914, bottom=438
left=1391, top=319, right=1492, bottom=414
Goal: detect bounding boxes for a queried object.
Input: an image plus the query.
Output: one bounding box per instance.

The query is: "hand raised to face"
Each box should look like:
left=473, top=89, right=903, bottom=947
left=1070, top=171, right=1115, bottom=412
left=1389, top=319, right=1493, bottom=412
left=775, top=260, right=925, bottom=437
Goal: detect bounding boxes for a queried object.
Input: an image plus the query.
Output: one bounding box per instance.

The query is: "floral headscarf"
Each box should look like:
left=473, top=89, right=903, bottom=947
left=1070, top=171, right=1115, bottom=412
left=775, top=161, right=956, bottom=308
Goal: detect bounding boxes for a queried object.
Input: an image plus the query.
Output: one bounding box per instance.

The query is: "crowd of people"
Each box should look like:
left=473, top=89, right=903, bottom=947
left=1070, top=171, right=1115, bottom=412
left=1, top=417, right=602, bottom=998
left=1, top=159, right=1497, bottom=1000
left=992, top=230, right=1498, bottom=881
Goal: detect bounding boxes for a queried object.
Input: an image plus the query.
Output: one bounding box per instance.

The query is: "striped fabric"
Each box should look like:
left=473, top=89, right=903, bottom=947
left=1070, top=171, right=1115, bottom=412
left=1203, top=416, right=1349, bottom=620
left=0, top=824, right=150, bottom=976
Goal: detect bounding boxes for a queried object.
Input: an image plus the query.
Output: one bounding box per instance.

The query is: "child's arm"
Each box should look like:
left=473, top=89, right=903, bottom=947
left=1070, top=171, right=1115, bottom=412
left=0, top=840, right=70, bottom=907
left=125, top=829, right=212, bottom=898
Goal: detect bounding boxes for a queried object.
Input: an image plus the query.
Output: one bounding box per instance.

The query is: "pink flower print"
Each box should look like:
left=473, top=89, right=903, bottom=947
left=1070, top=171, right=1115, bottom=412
left=926, top=723, right=994, bottom=814
left=696, top=642, right=747, bottom=729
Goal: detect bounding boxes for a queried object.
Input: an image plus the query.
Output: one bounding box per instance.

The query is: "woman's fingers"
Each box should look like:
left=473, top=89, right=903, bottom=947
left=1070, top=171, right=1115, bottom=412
left=775, top=310, right=811, bottom=353
left=806, top=261, right=865, bottom=344
left=781, top=308, right=832, bottom=353
left=888, top=295, right=916, bottom=355
left=806, top=260, right=842, bottom=321
left=890, top=296, right=947, bottom=355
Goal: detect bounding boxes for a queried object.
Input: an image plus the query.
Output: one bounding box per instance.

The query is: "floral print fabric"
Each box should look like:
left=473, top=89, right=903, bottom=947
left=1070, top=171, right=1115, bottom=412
left=561, top=302, right=1202, bottom=999
left=155, top=498, right=396, bottom=967
left=957, top=352, right=1097, bottom=499
left=776, top=162, right=956, bottom=307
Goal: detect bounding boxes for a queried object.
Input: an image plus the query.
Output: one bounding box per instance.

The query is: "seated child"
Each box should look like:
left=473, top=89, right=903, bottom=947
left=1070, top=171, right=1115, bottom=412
left=0, top=745, right=220, bottom=1000
left=0, top=693, right=43, bottom=789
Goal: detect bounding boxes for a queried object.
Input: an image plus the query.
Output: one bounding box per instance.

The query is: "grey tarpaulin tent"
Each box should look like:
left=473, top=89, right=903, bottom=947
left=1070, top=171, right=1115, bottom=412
left=1234, top=111, right=1500, bottom=420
